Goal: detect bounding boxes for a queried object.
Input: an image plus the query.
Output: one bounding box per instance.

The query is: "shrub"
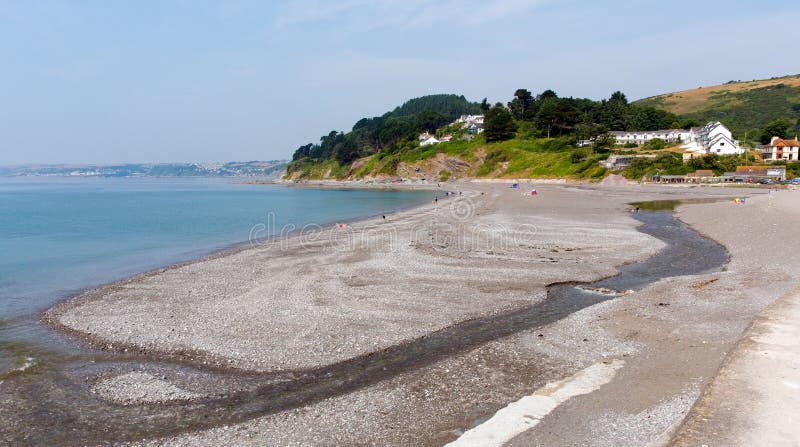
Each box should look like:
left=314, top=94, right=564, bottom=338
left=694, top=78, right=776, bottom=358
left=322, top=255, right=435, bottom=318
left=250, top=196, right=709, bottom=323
left=539, top=139, right=569, bottom=152
left=643, top=138, right=666, bottom=150
left=571, top=148, right=592, bottom=163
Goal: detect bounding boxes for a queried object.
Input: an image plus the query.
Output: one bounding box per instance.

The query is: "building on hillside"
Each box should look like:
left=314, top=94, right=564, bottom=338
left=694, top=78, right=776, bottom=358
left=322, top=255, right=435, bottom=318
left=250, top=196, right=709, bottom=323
left=419, top=132, right=434, bottom=141
left=454, top=115, right=485, bottom=134
left=681, top=121, right=743, bottom=155
left=420, top=136, right=440, bottom=146
left=758, top=136, right=800, bottom=161
left=456, top=115, right=484, bottom=125
left=600, top=154, right=657, bottom=170
left=439, top=135, right=453, bottom=142
left=467, top=123, right=484, bottom=134
left=610, top=129, right=684, bottom=145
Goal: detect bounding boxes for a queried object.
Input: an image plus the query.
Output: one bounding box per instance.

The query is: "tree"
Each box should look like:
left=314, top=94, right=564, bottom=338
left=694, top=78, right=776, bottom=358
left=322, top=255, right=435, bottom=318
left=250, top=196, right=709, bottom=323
left=333, top=138, right=361, bottom=164
left=761, top=119, right=792, bottom=143
left=537, top=89, right=558, bottom=101
left=593, top=133, right=616, bottom=151
left=609, top=91, right=628, bottom=105
left=508, top=89, right=535, bottom=121
left=480, top=98, right=490, bottom=113
left=417, top=111, right=448, bottom=134
left=484, top=104, right=517, bottom=142
left=596, top=91, right=631, bottom=130
left=679, top=118, right=700, bottom=129
left=643, top=138, right=666, bottom=150
left=535, top=97, right=578, bottom=137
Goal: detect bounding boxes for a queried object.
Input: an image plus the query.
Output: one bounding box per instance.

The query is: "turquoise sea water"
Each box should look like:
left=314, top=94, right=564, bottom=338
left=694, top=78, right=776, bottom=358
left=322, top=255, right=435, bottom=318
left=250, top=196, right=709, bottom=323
left=0, top=177, right=430, bottom=374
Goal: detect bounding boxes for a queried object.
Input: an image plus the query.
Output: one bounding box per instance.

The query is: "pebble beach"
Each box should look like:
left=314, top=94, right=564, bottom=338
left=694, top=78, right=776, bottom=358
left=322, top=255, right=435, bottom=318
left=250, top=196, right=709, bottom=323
left=17, top=182, right=799, bottom=445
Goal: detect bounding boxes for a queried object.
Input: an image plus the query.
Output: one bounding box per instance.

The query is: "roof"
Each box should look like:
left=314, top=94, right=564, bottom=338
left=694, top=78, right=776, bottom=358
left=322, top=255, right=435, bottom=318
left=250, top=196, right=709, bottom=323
left=609, top=129, right=681, bottom=136
left=687, top=170, right=714, bottom=177
left=734, top=166, right=785, bottom=174
left=708, top=134, right=737, bottom=146
left=769, top=137, right=800, bottom=147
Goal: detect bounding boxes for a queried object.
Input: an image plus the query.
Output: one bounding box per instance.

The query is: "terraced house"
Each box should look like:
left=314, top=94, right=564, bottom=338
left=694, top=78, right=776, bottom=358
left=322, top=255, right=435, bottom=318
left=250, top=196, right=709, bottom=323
left=610, top=129, right=685, bottom=145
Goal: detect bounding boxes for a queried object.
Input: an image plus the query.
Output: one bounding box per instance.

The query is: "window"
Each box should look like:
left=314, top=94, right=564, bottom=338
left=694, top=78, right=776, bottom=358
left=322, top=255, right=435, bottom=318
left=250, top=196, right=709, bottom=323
left=720, top=142, right=725, bottom=146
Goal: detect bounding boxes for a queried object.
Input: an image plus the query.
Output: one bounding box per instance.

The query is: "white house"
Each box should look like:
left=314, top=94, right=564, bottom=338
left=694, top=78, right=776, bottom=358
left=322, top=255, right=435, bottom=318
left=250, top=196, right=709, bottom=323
left=759, top=136, right=800, bottom=161
left=467, top=123, right=484, bottom=134
left=456, top=114, right=484, bottom=125
left=455, top=115, right=485, bottom=134
left=610, top=129, right=684, bottom=145
left=420, top=136, right=440, bottom=146
left=681, top=121, right=743, bottom=155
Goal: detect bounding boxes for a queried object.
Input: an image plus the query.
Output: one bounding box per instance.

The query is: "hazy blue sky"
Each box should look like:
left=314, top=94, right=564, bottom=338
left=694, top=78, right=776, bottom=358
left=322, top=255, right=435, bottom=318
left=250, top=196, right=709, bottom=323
left=1, top=0, right=799, bottom=165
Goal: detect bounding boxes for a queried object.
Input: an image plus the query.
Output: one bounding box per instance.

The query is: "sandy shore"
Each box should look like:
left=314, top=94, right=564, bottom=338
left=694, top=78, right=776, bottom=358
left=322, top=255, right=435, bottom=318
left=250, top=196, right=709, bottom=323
left=42, top=182, right=797, bottom=445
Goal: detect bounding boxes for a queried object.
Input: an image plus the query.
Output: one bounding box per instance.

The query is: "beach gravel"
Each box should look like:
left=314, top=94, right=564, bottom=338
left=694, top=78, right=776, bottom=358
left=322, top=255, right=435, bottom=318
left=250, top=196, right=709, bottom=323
left=44, top=182, right=794, bottom=446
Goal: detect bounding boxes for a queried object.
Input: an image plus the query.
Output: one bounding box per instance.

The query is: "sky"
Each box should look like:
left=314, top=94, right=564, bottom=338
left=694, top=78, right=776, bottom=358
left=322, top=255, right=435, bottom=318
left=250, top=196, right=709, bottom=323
left=1, top=0, right=799, bottom=165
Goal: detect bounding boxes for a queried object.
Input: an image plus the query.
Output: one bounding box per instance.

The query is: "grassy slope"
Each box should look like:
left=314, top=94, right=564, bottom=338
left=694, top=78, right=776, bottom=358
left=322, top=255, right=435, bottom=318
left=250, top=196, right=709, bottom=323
left=288, top=137, right=608, bottom=180
left=634, top=74, right=800, bottom=137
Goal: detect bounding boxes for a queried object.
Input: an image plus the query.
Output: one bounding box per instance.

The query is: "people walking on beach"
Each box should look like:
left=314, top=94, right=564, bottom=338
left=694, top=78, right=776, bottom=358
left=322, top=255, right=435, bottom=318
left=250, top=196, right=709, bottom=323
left=433, top=196, right=438, bottom=205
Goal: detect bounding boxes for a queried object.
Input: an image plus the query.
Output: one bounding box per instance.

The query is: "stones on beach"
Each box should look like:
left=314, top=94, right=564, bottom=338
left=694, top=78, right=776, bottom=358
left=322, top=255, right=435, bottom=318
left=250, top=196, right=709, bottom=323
left=90, top=372, right=202, bottom=405
left=576, top=286, right=622, bottom=297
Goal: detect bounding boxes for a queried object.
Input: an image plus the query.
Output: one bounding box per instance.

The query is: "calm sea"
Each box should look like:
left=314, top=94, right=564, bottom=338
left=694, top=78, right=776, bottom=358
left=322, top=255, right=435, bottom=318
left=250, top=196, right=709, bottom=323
left=0, top=177, right=430, bottom=375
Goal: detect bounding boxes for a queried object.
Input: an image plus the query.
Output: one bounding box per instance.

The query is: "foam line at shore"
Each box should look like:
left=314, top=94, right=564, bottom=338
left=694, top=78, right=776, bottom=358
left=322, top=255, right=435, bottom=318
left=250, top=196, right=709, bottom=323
left=446, top=359, right=625, bottom=446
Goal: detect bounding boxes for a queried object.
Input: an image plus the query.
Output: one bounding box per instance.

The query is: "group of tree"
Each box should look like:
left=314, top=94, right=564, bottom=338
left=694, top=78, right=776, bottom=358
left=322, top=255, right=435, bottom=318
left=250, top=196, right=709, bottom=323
left=291, top=94, right=480, bottom=164
left=290, top=88, right=705, bottom=168
left=500, top=89, right=683, bottom=140
left=760, top=118, right=800, bottom=143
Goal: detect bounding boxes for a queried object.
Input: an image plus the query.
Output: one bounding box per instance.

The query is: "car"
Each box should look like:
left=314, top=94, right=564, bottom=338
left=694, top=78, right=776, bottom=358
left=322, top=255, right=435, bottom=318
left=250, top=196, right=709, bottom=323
left=788, top=178, right=800, bottom=185
left=760, top=179, right=775, bottom=185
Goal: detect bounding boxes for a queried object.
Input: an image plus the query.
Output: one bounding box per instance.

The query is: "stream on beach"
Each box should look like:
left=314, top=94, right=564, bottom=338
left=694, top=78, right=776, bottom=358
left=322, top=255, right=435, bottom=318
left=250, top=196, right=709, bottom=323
left=0, top=197, right=728, bottom=445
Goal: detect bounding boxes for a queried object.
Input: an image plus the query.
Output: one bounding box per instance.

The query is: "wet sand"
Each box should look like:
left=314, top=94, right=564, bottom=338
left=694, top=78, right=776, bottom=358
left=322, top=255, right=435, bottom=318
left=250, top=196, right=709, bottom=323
left=30, top=182, right=797, bottom=445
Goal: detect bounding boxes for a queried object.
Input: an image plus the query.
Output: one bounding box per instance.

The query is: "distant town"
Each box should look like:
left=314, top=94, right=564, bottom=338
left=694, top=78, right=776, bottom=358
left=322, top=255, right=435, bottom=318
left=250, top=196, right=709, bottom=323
left=0, top=160, right=288, bottom=178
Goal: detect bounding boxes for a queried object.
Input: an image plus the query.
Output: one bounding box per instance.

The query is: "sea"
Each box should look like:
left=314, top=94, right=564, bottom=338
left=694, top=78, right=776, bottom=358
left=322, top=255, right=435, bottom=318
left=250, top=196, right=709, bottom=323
left=0, top=176, right=431, bottom=376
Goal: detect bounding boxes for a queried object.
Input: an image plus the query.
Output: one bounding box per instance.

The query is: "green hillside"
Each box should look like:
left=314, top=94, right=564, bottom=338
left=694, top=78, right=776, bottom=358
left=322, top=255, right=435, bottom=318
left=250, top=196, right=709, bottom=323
left=287, top=76, right=800, bottom=181
left=287, top=88, right=681, bottom=180
left=634, top=75, right=800, bottom=143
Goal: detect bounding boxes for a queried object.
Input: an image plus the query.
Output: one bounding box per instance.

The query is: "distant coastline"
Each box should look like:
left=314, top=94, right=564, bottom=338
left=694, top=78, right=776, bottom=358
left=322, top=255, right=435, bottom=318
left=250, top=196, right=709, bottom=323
left=0, top=160, right=288, bottom=179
